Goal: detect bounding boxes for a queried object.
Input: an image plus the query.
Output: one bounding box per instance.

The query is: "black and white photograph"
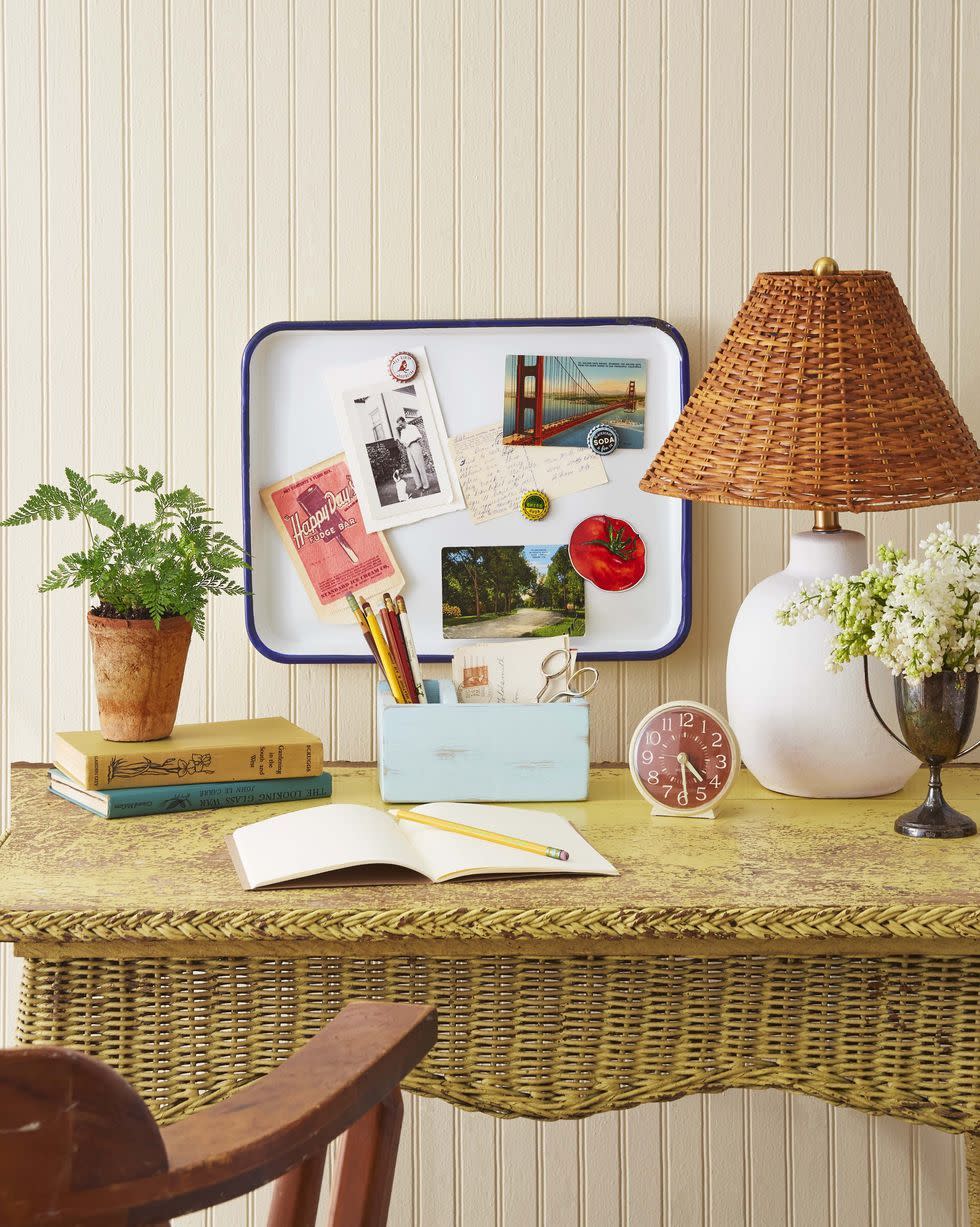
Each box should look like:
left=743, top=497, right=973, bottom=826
left=356, top=384, right=442, bottom=506
left=331, top=348, right=465, bottom=533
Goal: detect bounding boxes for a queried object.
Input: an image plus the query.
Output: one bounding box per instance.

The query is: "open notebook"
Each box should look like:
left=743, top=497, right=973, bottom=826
left=227, top=802, right=618, bottom=890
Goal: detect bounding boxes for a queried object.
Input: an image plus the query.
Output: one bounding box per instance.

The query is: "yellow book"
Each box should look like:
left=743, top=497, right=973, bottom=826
left=54, top=718, right=324, bottom=791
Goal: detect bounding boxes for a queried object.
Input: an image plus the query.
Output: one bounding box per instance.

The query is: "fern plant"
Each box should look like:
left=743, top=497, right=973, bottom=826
left=1, top=466, right=247, bottom=636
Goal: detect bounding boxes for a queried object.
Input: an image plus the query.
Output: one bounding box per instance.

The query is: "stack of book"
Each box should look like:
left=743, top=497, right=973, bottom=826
left=48, top=717, right=331, bottom=818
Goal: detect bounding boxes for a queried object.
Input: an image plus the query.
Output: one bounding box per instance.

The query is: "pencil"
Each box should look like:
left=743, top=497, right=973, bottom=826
left=346, top=593, right=386, bottom=672
left=379, top=601, right=416, bottom=704
left=383, top=593, right=419, bottom=705
left=395, top=593, right=427, bottom=704
left=361, top=599, right=408, bottom=702
left=388, top=808, right=570, bottom=861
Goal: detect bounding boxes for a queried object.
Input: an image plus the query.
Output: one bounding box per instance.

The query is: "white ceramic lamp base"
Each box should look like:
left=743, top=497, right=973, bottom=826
left=726, top=529, right=918, bottom=798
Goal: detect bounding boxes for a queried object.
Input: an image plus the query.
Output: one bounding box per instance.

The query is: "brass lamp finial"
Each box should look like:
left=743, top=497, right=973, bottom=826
left=812, top=255, right=840, bottom=276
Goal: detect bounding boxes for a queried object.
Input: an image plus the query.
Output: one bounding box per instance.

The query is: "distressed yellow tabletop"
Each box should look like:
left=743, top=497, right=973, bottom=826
left=1, top=764, right=979, bottom=954
left=5, top=762, right=980, bottom=1190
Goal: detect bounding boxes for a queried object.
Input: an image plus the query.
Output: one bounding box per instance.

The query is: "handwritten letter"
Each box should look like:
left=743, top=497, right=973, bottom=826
left=450, top=424, right=607, bottom=524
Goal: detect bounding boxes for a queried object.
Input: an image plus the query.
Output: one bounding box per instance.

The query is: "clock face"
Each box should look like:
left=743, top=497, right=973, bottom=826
left=628, top=702, right=740, bottom=815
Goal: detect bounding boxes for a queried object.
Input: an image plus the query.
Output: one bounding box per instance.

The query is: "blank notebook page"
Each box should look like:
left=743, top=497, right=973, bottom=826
left=232, top=803, right=426, bottom=887
left=399, top=802, right=618, bottom=881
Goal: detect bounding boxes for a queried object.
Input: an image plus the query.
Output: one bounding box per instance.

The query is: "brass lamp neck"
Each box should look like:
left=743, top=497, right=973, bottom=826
left=812, top=509, right=841, bottom=533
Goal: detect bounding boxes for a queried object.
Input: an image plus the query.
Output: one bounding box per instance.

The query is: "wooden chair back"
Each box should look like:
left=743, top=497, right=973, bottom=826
left=0, top=999, right=436, bottom=1227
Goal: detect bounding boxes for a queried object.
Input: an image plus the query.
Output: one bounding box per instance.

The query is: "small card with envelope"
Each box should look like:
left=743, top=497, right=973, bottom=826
left=452, top=637, right=576, bottom=705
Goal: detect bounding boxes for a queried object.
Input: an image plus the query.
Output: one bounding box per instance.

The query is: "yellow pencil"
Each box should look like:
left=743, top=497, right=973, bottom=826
left=362, top=599, right=408, bottom=703
left=389, top=808, right=570, bottom=861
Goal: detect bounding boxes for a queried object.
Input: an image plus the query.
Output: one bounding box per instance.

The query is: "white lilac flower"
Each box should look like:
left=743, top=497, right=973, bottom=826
left=775, top=523, right=980, bottom=680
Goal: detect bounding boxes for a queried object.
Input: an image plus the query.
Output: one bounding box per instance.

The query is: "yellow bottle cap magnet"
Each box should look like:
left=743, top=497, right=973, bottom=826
left=388, top=351, right=419, bottom=383
left=520, top=490, right=550, bottom=521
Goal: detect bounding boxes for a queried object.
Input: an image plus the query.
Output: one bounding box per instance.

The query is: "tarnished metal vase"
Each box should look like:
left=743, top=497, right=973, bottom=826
left=893, top=670, right=978, bottom=838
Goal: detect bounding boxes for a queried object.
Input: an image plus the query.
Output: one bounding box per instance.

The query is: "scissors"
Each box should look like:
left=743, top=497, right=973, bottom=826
left=536, top=648, right=599, bottom=704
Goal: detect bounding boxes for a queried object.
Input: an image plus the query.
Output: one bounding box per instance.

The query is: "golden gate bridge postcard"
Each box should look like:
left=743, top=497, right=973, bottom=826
left=501, top=354, right=647, bottom=449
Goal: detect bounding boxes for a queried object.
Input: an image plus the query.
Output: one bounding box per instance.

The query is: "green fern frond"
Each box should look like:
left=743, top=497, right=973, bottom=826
left=39, top=554, right=88, bottom=592
left=101, top=465, right=164, bottom=495
left=0, top=483, right=77, bottom=526
left=65, top=467, right=99, bottom=506
left=5, top=466, right=244, bottom=632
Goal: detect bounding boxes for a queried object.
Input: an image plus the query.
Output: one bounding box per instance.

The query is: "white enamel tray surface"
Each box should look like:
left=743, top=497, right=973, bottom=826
left=242, top=318, right=691, bottom=663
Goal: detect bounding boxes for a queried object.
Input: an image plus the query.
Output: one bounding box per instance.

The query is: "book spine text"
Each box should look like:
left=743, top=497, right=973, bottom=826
left=105, top=775, right=332, bottom=816
left=89, top=740, right=324, bottom=790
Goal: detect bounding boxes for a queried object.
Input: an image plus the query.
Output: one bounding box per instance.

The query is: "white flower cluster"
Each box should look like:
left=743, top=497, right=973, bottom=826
left=776, top=523, right=980, bottom=680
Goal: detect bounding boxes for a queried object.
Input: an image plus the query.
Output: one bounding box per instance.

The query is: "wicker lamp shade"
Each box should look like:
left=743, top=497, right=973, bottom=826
left=640, top=268, right=980, bottom=511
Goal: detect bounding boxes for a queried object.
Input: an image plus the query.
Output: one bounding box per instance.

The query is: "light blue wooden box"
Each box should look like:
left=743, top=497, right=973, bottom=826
left=377, top=680, right=590, bottom=803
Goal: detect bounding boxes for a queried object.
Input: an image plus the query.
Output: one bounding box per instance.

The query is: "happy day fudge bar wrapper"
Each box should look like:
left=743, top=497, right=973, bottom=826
left=260, top=454, right=404, bottom=622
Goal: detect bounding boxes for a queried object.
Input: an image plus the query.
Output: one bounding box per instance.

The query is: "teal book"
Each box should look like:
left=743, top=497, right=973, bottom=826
left=48, top=768, right=332, bottom=818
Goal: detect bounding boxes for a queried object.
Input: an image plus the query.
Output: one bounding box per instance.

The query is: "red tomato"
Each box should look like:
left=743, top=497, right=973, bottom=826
left=569, top=515, right=646, bottom=591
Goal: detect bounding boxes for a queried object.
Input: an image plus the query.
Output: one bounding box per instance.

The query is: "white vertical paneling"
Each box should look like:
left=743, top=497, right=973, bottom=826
left=746, top=0, right=789, bottom=584
left=541, top=1118, right=580, bottom=1227
left=580, top=0, right=622, bottom=762
left=624, top=1102, right=666, bottom=1224
left=127, top=3, right=168, bottom=489
left=1, top=1, right=976, bottom=1223
left=43, top=0, right=86, bottom=746
left=3, top=0, right=44, bottom=766
left=456, top=0, right=495, bottom=317
left=834, top=1107, right=873, bottom=1227
left=291, top=0, right=334, bottom=747
left=169, top=0, right=209, bottom=726
left=701, top=0, right=744, bottom=719
left=869, top=0, right=914, bottom=560
left=249, top=0, right=292, bottom=736
left=621, top=0, right=664, bottom=736
left=911, top=0, right=955, bottom=555
left=208, top=0, right=251, bottom=730
left=661, top=0, right=706, bottom=721
left=790, top=1096, right=832, bottom=1227
left=706, top=1091, right=747, bottom=1227
left=748, top=1088, right=790, bottom=1226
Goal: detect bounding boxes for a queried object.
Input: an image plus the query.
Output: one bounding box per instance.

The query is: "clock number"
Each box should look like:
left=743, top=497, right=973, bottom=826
left=662, top=783, right=673, bottom=798
left=709, top=775, right=720, bottom=788
left=696, top=786, right=707, bottom=803
left=711, top=732, right=723, bottom=747
left=641, top=750, right=656, bottom=765
left=646, top=730, right=662, bottom=746
left=716, top=754, right=727, bottom=770
left=680, top=712, right=694, bottom=728
left=660, top=717, right=673, bottom=732
left=646, top=770, right=660, bottom=786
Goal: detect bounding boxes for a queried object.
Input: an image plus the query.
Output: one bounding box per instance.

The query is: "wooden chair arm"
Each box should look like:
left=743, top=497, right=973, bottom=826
left=61, top=1000, right=436, bottom=1224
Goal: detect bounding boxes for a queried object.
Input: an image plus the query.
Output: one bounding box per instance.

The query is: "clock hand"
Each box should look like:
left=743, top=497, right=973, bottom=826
left=678, top=751, right=704, bottom=783
left=677, top=759, right=689, bottom=804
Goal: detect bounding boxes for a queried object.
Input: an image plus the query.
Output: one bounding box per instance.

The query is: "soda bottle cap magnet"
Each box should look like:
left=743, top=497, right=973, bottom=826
left=587, top=423, right=619, bottom=456
left=388, top=351, right=419, bottom=383
left=520, top=490, right=550, bottom=521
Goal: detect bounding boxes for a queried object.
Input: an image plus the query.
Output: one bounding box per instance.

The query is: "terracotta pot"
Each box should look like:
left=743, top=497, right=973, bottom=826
left=87, top=612, right=192, bottom=741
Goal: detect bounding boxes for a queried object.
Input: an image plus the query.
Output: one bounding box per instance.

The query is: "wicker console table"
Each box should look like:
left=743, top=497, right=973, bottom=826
left=3, top=764, right=980, bottom=1215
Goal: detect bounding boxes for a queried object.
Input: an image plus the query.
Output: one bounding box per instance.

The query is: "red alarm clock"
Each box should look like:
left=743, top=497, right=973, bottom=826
left=628, top=701, right=740, bottom=818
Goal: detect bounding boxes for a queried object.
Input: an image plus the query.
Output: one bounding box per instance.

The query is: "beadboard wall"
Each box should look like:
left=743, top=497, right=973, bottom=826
left=1, top=0, right=976, bottom=1222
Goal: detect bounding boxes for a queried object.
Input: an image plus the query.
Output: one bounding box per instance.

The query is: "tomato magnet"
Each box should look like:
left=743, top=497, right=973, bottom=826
left=569, top=514, right=646, bottom=591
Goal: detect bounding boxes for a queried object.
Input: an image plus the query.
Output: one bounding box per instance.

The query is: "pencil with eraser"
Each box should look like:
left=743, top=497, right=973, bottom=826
left=360, top=598, right=408, bottom=703
left=395, top=593, right=428, bottom=703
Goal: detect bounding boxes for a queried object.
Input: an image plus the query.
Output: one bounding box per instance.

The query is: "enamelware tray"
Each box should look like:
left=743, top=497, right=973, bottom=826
left=242, top=317, right=690, bottom=662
